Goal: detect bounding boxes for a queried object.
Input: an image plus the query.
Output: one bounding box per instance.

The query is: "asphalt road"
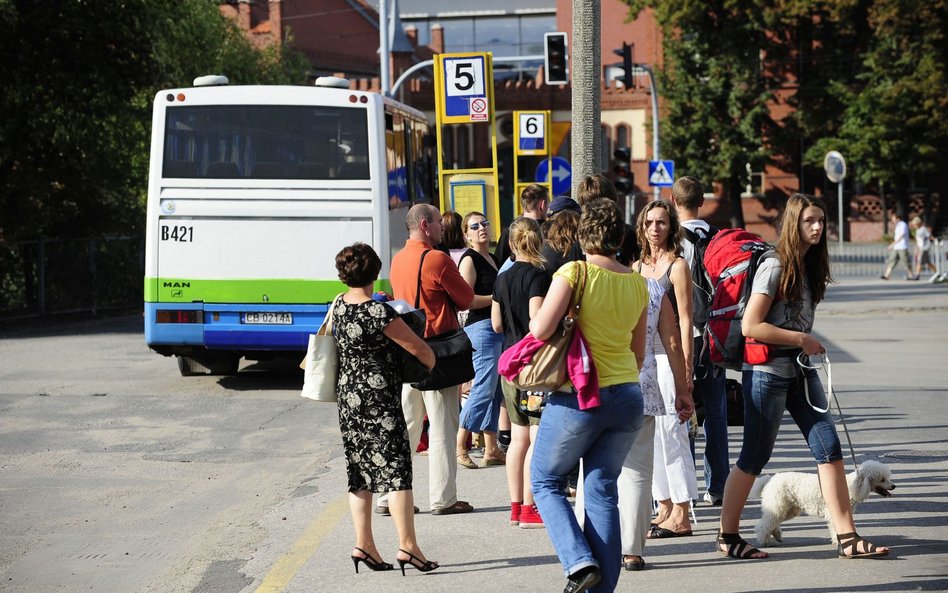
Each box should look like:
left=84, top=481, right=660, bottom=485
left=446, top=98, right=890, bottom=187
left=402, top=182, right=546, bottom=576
left=1, top=277, right=946, bottom=593
left=0, top=316, right=340, bottom=593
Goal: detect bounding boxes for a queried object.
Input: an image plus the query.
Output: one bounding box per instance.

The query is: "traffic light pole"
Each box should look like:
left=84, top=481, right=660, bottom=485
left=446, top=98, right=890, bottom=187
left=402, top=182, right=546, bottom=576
left=635, top=64, right=661, bottom=201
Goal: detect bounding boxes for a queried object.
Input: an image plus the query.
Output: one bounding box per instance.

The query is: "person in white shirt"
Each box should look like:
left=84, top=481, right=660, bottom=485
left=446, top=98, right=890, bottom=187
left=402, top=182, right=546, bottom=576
left=880, top=211, right=911, bottom=280
left=910, top=216, right=937, bottom=280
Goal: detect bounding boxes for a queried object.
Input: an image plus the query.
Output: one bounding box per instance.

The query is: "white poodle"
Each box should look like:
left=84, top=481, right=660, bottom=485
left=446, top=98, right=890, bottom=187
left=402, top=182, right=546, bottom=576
left=750, top=460, right=895, bottom=546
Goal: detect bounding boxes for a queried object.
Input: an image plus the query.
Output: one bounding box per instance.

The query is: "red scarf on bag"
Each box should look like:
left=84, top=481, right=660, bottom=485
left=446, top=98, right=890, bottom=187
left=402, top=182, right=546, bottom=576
left=498, top=331, right=600, bottom=410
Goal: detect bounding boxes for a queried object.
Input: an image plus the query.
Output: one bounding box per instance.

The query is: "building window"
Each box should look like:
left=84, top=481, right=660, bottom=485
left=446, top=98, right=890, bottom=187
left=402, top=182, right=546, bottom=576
left=404, top=13, right=556, bottom=80
left=616, top=124, right=630, bottom=149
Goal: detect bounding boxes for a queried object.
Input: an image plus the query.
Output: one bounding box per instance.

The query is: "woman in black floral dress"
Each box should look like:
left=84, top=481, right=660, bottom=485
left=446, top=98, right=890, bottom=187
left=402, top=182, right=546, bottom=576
left=333, top=243, right=440, bottom=575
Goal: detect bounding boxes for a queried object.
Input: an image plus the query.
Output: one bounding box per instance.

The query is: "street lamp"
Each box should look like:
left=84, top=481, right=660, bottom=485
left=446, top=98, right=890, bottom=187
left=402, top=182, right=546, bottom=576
left=823, top=151, right=847, bottom=247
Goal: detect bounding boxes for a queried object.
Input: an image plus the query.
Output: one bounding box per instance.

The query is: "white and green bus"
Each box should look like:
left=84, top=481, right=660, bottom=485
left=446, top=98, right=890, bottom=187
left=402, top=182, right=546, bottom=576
left=144, top=76, right=434, bottom=375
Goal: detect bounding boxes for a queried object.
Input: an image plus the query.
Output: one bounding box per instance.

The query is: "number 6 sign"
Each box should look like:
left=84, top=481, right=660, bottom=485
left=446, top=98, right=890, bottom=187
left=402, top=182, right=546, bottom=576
left=517, top=112, right=546, bottom=154
left=435, top=52, right=493, bottom=124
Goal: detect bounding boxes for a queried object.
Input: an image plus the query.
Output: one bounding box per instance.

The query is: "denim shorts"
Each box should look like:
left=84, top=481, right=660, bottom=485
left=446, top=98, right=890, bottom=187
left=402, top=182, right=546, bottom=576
left=736, top=368, right=842, bottom=475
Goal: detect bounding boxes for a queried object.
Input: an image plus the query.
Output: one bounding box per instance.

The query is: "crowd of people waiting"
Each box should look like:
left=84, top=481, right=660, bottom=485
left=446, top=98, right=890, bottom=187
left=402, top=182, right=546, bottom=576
left=329, top=175, right=889, bottom=592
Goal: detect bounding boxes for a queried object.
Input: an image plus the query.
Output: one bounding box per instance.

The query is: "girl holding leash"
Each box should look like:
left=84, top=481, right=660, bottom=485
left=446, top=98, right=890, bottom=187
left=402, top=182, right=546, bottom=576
left=717, top=193, right=889, bottom=560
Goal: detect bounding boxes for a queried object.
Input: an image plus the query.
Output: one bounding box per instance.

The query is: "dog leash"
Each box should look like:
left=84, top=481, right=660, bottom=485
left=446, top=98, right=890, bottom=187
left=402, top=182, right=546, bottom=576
left=796, top=352, right=858, bottom=470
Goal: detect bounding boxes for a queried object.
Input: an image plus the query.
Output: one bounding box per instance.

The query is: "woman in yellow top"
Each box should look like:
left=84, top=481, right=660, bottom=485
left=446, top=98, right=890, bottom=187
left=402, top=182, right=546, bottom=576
left=529, top=198, right=648, bottom=593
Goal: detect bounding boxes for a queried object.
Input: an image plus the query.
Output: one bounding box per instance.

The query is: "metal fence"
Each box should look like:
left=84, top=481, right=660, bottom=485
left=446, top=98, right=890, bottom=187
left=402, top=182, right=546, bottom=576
left=829, top=238, right=948, bottom=278
left=1, top=236, right=939, bottom=320
left=0, top=237, right=144, bottom=319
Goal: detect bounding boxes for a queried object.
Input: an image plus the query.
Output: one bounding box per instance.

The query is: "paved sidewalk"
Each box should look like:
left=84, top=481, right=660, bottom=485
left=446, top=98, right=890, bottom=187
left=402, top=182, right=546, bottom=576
left=240, top=277, right=948, bottom=593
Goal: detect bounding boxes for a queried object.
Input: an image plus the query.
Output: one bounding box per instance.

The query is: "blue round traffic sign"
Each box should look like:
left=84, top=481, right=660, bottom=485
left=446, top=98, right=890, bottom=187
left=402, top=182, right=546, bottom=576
left=536, top=157, right=572, bottom=196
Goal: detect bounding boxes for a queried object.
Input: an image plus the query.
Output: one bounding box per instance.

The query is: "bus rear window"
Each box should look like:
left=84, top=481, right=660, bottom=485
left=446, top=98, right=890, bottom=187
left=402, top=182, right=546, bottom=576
left=162, top=105, right=370, bottom=180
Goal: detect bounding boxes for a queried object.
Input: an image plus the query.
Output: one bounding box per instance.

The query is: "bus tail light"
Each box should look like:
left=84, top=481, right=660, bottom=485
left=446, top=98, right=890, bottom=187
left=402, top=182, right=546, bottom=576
left=156, top=310, right=203, bottom=324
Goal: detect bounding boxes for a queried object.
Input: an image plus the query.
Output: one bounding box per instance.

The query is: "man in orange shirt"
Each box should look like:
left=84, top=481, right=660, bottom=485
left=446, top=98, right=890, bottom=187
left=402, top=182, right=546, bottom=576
left=379, top=203, right=476, bottom=515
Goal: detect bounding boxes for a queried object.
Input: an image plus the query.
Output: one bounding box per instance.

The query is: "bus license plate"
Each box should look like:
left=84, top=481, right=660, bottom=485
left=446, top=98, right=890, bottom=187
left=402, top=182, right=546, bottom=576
left=241, top=312, right=293, bottom=325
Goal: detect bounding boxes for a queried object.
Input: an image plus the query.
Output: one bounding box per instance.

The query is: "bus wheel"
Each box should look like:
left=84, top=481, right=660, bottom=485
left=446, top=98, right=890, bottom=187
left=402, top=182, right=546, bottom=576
left=176, top=355, right=207, bottom=376
left=207, top=354, right=240, bottom=376
left=176, top=353, right=240, bottom=376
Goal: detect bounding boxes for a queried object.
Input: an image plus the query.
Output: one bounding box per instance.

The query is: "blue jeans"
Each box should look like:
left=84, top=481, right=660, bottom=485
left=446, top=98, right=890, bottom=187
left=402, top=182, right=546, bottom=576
left=695, top=371, right=729, bottom=496
left=460, top=318, right=504, bottom=434
left=737, top=368, right=842, bottom=475
left=531, top=384, right=643, bottom=593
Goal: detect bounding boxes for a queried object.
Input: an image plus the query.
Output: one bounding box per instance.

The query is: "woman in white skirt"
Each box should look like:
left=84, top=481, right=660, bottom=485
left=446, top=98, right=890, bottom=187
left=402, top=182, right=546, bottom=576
left=633, top=200, right=698, bottom=538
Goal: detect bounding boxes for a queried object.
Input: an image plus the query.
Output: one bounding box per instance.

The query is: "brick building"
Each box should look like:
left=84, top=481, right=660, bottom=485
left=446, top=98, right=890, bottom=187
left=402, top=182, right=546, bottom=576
left=221, top=0, right=940, bottom=240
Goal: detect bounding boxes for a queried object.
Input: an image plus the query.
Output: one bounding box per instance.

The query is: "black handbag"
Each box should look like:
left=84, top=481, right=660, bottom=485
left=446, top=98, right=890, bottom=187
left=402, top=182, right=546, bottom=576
left=398, top=308, right=432, bottom=384
left=406, top=250, right=475, bottom=391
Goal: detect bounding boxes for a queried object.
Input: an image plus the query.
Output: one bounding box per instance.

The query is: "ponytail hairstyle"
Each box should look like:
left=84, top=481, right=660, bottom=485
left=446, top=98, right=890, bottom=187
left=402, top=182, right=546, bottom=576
left=508, top=217, right=546, bottom=268
left=776, top=193, right=833, bottom=303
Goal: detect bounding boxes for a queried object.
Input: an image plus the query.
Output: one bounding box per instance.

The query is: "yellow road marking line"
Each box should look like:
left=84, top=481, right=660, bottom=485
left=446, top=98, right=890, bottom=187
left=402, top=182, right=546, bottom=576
left=254, top=496, right=350, bottom=593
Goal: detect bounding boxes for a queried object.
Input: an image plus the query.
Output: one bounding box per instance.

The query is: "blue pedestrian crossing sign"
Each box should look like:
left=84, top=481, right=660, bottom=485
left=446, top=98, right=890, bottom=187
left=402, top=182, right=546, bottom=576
left=536, top=156, right=572, bottom=196
left=648, top=160, right=675, bottom=187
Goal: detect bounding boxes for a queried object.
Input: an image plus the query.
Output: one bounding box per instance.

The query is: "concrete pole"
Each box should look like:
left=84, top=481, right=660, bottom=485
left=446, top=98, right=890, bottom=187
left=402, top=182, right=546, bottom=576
left=379, top=0, right=391, bottom=95
left=570, top=0, right=601, bottom=197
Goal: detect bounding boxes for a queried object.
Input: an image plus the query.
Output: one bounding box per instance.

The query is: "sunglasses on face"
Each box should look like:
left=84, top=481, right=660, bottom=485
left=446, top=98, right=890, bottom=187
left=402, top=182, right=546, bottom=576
left=468, top=221, right=490, bottom=231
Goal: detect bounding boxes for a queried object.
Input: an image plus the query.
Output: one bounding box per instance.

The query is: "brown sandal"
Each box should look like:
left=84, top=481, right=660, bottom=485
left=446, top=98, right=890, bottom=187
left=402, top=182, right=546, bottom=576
left=717, top=532, right=768, bottom=559
left=456, top=453, right=478, bottom=469
left=837, top=532, right=889, bottom=559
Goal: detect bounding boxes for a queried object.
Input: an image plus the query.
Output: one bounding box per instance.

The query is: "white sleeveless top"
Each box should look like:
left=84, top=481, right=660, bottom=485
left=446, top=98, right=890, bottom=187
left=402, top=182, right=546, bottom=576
left=638, top=278, right=667, bottom=416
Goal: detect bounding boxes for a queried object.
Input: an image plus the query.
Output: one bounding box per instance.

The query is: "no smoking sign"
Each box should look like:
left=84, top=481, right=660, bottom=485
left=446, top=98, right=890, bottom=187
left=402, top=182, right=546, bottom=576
left=469, top=97, right=488, bottom=121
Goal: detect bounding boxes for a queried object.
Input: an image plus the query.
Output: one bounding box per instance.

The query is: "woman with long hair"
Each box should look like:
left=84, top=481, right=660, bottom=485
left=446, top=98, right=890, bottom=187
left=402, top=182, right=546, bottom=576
left=492, top=217, right=551, bottom=528
left=717, top=193, right=889, bottom=560
left=455, top=212, right=507, bottom=468
left=529, top=198, right=649, bottom=593
left=332, top=243, right=439, bottom=575
left=632, top=199, right=697, bottom=538
left=440, top=210, right=467, bottom=266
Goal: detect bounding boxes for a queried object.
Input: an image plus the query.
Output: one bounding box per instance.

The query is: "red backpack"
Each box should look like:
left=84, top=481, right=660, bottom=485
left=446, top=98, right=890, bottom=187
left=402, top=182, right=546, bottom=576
left=703, top=229, right=775, bottom=370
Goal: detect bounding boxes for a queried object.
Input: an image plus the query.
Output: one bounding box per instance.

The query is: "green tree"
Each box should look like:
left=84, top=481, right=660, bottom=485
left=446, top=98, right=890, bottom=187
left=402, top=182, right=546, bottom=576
left=806, top=0, right=948, bottom=213
left=626, top=0, right=784, bottom=227
left=0, top=0, right=310, bottom=245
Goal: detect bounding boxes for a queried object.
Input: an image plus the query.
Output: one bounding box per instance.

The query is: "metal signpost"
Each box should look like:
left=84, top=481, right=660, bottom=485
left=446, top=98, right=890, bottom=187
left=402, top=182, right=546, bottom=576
left=824, top=151, right=847, bottom=246
left=513, top=110, right=552, bottom=216
left=433, top=52, right=500, bottom=231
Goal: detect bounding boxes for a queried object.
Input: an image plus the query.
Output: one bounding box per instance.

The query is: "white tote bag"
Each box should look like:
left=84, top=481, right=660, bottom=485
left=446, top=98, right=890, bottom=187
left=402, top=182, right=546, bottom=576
left=300, top=294, right=344, bottom=402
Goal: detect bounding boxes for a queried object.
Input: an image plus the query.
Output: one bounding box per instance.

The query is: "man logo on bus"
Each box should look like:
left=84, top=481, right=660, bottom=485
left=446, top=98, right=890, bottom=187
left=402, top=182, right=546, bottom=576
left=163, top=281, right=191, bottom=288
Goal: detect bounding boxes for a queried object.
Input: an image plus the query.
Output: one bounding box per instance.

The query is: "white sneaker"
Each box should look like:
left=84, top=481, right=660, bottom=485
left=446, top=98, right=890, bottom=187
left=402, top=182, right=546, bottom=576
left=703, top=492, right=723, bottom=506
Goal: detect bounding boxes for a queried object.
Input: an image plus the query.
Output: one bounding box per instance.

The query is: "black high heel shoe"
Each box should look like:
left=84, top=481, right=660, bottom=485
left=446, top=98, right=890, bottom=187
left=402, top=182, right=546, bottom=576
left=396, top=549, right=439, bottom=576
left=351, top=547, right=393, bottom=573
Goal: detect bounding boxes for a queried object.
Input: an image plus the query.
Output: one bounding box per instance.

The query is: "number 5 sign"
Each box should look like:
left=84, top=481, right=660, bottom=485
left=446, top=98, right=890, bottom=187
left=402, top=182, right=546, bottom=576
left=435, top=52, right=494, bottom=125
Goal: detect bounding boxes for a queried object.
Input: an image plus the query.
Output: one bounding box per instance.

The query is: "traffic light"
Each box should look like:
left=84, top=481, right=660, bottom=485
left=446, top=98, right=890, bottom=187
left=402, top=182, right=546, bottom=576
left=613, top=147, right=633, bottom=195
left=613, top=42, right=634, bottom=88
left=544, top=32, right=569, bottom=86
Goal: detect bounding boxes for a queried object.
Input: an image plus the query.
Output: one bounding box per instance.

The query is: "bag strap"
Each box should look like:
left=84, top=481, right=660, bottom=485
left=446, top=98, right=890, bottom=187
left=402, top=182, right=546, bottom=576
left=414, top=249, right=431, bottom=310
left=320, top=293, right=345, bottom=336
left=568, top=261, right=588, bottom=320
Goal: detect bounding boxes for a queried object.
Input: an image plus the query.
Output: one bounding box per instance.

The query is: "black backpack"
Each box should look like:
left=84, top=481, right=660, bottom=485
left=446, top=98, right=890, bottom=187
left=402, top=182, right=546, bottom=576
left=682, top=224, right=719, bottom=332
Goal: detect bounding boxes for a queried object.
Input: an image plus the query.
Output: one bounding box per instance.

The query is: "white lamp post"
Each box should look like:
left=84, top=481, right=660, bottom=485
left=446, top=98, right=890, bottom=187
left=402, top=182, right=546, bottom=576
left=824, top=151, right=847, bottom=246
